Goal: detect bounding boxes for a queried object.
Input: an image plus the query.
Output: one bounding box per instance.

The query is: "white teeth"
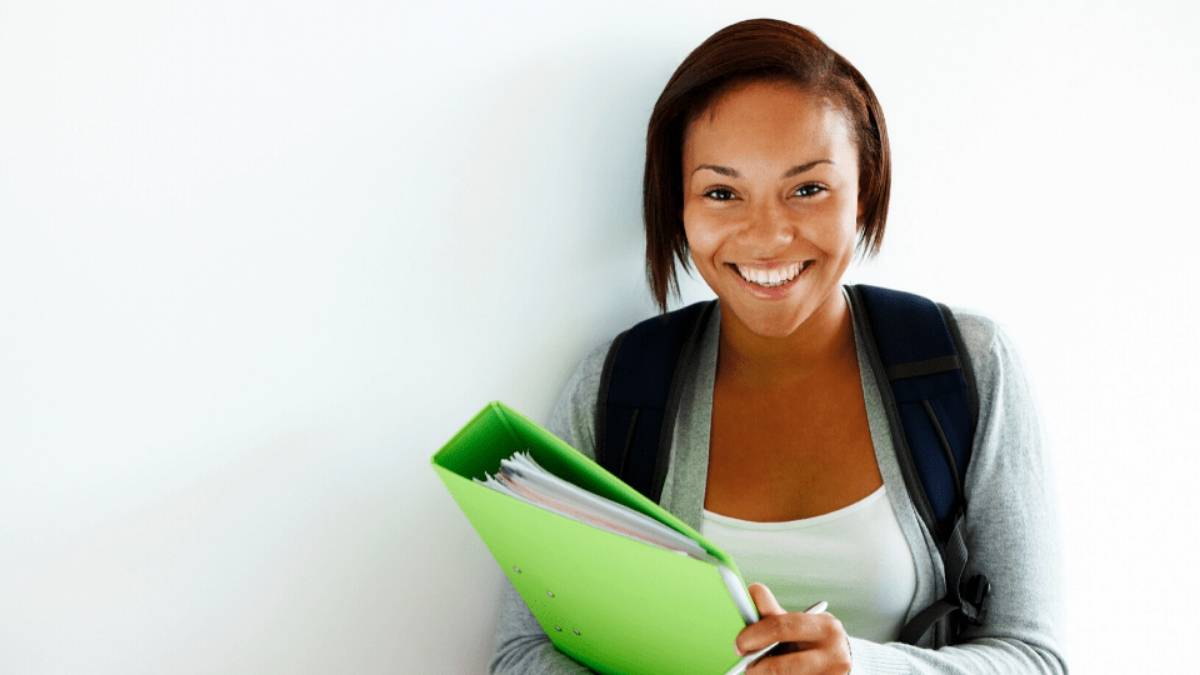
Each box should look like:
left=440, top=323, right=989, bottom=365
left=734, top=261, right=806, bottom=287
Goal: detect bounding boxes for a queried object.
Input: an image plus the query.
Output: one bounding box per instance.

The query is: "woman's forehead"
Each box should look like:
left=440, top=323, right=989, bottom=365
left=685, top=83, right=851, bottom=154
left=684, top=113, right=851, bottom=172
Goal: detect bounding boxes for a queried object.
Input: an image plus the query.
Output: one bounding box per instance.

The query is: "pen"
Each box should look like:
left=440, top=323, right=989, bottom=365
left=723, top=600, right=829, bottom=675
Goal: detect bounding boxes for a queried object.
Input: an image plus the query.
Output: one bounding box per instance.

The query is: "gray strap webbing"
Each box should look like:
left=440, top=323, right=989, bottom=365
left=898, top=516, right=970, bottom=646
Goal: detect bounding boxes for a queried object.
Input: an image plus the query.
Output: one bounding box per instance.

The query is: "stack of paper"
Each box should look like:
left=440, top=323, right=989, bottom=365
left=475, top=450, right=715, bottom=563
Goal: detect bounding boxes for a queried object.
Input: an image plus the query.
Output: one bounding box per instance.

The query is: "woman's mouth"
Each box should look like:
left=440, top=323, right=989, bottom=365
left=725, top=260, right=814, bottom=299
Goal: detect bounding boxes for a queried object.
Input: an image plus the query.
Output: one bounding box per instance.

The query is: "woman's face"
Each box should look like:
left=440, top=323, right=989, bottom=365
left=681, top=79, right=862, bottom=339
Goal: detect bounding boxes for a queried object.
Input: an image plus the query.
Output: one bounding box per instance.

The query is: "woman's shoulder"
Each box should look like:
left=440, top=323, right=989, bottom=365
left=943, top=302, right=1003, bottom=358
left=546, top=337, right=614, bottom=461
left=567, top=337, right=614, bottom=406
left=940, top=301, right=1027, bottom=385
left=550, top=302, right=712, bottom=459
left=940, top=301, right=1041, bottom=443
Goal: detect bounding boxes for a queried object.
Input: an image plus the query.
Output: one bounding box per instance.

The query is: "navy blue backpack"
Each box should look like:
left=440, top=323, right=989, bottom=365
left=593, top=283, right=991, bottom=648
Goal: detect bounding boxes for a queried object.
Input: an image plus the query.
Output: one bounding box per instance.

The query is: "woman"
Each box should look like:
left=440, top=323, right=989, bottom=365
left=490, top=18, right=1065, bottom=675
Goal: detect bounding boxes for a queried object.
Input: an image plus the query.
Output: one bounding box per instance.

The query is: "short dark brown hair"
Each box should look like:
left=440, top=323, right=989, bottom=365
left=643, top=18, right=891, bottom=313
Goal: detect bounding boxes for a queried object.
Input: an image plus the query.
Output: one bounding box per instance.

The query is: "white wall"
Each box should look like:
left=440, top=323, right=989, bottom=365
left=2, top=1, right=1197, bottom=672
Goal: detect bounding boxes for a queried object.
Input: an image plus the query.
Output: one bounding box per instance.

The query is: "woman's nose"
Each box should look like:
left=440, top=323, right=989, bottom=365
left=741, top=201, right=795, bottom=245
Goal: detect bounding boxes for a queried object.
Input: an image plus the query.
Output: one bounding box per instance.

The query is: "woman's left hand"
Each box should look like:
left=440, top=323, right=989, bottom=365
left=735, top=583, right=852, bottom=674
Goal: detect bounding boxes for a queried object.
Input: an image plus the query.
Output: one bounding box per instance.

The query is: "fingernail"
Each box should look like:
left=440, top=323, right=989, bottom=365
left=734, top=643, right=744, bottom=656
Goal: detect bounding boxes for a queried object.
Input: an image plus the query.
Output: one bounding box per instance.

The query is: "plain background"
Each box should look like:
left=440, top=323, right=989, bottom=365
left=2, top=0, right=1198, bottom=672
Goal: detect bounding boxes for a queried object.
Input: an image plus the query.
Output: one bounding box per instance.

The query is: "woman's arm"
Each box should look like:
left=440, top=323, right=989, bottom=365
left=846, top=313, right=1069, bottom=674
left=487, top=340, right=612, bottom=675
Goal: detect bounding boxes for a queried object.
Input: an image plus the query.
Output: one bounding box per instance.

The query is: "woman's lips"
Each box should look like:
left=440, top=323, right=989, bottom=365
left=725, top=261, right=812, bottom=299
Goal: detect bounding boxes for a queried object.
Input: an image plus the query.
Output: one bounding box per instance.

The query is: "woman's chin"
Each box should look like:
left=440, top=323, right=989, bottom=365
left=722, top=299, right=811, bottom=339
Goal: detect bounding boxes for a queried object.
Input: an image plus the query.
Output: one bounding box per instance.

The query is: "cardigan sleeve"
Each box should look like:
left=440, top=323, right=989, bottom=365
left=487, top=340, right=611, bottom=675
left=847, top=314, right=1069, bottom=674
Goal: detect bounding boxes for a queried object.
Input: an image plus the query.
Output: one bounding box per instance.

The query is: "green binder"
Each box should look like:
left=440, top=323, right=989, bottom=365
left=430, top=400, right=761, bottom=675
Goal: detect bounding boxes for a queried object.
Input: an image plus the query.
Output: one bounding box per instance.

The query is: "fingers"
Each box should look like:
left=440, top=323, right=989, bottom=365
left=736, top=590, right=852, bottom=675
left=736, top=611, right=844, bottom=655
left=745, top=645, right=850, bottom=675
left=747, top=582, right=787, bottom=616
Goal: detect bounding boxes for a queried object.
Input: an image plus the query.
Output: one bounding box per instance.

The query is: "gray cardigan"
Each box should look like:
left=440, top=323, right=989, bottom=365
left=489, top=285, right=1068, bottom=674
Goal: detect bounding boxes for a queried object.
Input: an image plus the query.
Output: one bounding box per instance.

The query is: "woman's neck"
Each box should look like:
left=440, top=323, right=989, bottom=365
left=716, top=287, right=856, bottom=389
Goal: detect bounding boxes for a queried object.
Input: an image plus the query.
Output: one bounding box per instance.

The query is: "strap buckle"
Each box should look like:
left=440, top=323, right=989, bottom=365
left=959, top=573, right=991, bottom=626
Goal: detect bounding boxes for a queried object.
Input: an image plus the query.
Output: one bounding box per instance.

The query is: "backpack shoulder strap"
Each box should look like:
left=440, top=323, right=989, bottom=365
left=594, top=299, right=717, bottom=504
left=846, top=283, right=987, bottom=646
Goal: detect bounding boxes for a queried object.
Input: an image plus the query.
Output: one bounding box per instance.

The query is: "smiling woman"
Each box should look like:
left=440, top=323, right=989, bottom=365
left=490, top=17, right=1066, bottom=675
left=643, top=23, right=890, bottom=322
left=682, top=81, right=862, bottom=352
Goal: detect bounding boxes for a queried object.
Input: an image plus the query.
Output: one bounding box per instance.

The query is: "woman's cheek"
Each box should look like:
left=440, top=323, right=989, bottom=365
left=684, top=209, right=725, bottom=249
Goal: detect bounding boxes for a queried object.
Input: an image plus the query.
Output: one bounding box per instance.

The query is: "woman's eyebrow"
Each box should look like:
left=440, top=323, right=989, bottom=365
left=691, top=159, right=834, bottom=179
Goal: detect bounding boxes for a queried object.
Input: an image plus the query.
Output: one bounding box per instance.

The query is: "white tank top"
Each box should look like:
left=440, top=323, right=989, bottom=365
left=699, top=485, right=917, bottom=642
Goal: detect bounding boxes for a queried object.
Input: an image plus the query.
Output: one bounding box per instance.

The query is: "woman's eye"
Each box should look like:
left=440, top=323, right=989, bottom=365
left=703, top=187, right=734, bottom=201
left=795, top=184, right=826, bottom=198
